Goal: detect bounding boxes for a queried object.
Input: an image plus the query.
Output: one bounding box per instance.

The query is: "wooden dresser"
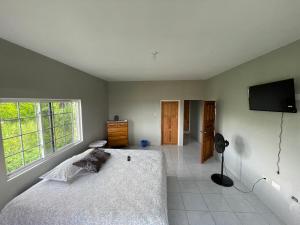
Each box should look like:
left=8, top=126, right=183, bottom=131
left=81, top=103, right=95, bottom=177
left=107, top=120, right=128, bottom=147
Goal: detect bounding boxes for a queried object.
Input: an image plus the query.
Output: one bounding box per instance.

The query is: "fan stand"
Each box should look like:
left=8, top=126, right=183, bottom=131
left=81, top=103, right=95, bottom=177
left=211, top=152, right=234, bottom=187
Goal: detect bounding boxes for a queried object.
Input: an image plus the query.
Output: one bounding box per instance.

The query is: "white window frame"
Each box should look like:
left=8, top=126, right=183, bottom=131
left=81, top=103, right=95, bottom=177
left=0, top=98, right=83, bottom=179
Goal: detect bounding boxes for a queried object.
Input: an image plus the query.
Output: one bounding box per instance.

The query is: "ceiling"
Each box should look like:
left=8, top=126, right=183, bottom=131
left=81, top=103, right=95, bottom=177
left=1, top=1, right=300, bottom=81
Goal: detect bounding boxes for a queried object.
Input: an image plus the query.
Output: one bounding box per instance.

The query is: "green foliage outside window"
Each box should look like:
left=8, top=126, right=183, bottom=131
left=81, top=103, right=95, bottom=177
left=0, top=101, right=80, bottom=174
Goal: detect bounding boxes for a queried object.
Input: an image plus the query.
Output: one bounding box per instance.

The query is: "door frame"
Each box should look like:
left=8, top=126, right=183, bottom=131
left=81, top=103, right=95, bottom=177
left=160, top=100, right=181, bottom=145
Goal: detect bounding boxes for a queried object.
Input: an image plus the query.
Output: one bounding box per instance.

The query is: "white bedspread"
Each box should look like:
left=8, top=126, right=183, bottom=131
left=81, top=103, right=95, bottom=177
left=0, top=149, right=168, bottom=225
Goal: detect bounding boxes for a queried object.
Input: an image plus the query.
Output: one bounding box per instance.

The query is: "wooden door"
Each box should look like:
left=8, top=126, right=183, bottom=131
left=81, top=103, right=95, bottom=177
left=201, top=101, right=215, bottom=163
left=184, top=100, right=190, bottom=132
left=161, top=101, right=178, bottom=145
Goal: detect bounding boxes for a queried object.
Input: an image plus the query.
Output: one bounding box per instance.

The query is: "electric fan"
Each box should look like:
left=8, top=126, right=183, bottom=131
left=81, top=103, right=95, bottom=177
left=211, top=133, right=234, bottom=187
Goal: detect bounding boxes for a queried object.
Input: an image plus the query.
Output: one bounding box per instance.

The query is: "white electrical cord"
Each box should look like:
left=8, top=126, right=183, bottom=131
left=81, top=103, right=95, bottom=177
left=277, top=112, right=284, bottom=175
left=223, top=162, right=266, bottom=193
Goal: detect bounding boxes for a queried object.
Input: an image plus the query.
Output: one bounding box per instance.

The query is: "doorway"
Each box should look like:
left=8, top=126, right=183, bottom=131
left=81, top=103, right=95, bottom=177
left=183, top=100, right=216, bottom=163
left=161, top=101, right=179, bottom=145
left=184, top=100, right=202, bottom=145
left=184, top=100, right=190, bottom=133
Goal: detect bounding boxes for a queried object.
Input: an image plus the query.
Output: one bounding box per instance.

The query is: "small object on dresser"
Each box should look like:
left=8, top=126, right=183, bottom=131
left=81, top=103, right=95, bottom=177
left=114, top=115, right=119, bottom=121
left=127, top=156, right=131, bottom=161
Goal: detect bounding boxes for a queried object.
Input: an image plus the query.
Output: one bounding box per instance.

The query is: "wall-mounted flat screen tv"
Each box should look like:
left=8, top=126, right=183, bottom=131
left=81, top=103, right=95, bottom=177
left=249, top=79, right=297, bottom=113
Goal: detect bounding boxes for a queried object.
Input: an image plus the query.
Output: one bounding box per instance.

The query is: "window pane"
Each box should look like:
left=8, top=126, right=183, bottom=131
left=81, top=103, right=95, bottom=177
left=1, top=120, right=20, bottom=139
left=22, top=132, right=39, bottom=150
left=0, top=102, right=18, bottom=120
left=53, top=114, right=64, bottom=127
left=55, top=137, right=65, bottom=150
left=21, top=118, right=38, bottom=134
left=43, top=128, right=52, bottom=144
left=44, top=142, right=53, bottom=155
left=41, top=103, right=50, bottom=115
left=72, top=102, right=79, bottom=141
left=52, top=102, right=64, bottom=114
left=73, top=119, right=78, bottom=141
left=54, top=126, right=64, bottom=139
left=41, top=115, right=51, bottom=129
left=64, top=123, right=72, bottom=136
left=19, top=102, right=36, bottom=118
left=24, top=147, right=40, bottom=165
left=64, top=102, right=72, bottom=113
left=64, top=113, right=72, bottom=124
left=0, top=99, right=81, bottom=175
left=5, top=153, right=23, bottom=173
left=3, top=137, right=22, bottom=157
left=65, top=134, right=73, bottom=145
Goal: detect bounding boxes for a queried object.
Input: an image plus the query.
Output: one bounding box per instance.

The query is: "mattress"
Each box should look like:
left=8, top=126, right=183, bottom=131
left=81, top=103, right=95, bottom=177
left=0, top=149, right=168, bottom=225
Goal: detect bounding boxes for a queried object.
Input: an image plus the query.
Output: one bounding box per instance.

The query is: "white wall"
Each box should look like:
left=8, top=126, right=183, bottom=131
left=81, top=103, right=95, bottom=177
left=2, top=35, right=299, bottom=225
left=108, top=40, right=300, bottom=225
left=108, top=81, right=206, bottom=146
left=206, top=40, right=300, bottom=225
left=0, top=39, right=108, bottom=210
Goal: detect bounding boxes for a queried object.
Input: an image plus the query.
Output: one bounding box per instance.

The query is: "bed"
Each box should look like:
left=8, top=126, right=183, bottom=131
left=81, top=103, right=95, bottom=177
left=0, top=149, right=168, bottom=225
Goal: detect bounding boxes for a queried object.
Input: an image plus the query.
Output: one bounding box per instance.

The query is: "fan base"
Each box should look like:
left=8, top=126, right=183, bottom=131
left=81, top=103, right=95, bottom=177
left=211, top=174, right=234, bottom=187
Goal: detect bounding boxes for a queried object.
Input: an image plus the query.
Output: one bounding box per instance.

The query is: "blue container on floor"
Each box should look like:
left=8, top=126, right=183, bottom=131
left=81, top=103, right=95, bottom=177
left=140, top=140, right=149, bottom=148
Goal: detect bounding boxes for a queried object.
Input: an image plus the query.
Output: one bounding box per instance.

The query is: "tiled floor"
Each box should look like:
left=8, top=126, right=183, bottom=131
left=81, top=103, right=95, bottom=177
left=142, top=138, right=286, bottom=225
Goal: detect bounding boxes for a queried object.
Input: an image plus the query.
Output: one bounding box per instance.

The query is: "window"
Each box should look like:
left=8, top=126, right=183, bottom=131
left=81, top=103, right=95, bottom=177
left=0, top=99, right=82, bottom=175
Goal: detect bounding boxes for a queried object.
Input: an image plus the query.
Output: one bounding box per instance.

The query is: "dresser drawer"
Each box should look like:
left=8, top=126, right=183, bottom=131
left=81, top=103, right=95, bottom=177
left=108, top=135, right=128, bottom=141
left=107, top=123, right=118, bottom=128
left=117, top=122, right=128, bottom=127
left=107, top=127, right=128, bottom=133
left=109, top=139, right=128, bottom=147
left=108, top=131, right=127, bottom=138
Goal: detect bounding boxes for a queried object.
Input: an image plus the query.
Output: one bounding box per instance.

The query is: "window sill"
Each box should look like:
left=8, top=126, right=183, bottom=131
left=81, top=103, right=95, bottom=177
left=7, top=140, right=83, bottom=181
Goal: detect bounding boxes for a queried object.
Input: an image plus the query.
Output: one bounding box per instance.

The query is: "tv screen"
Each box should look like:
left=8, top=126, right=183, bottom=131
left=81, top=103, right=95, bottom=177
left=249, top=79, right=297, bottom=113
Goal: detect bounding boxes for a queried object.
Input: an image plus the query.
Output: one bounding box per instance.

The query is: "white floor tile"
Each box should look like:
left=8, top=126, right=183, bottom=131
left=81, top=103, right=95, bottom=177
left=197, top=181, right=223, bottom=194
left=182, top=193, right=209, bottom=211
left=193, top=173, right=212, bottom=181
left=177, top=170, right=194, bottom=180
left=141, top=138, right=285, bottom=225
left=211, top=212, right=240, bottom=225
left=224, top=195, right=256, bottom=212
left=236, top=212, right=268, bottom=225
left=179, top=180, right=200, bottom=193
left=203, top=194, right=232, bottom=212
left=261, top=212, right=286, bottom=225
left=220, top=186, right=243, bottom=196
left=168, top=210, right=189, bottom=225
left=167, top=176, right=180, bottom=193
left=186, top=211, right=216, bottom=225
left=167, top=192, right=185, bottom=210
left=243, top=195, right=271, bottom=214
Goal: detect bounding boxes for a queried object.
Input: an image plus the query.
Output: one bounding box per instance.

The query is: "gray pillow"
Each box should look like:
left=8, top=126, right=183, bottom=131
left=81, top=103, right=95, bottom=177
left=90, top=149, right=111, bottom=163
left=72, top=150, right=111, bottom=173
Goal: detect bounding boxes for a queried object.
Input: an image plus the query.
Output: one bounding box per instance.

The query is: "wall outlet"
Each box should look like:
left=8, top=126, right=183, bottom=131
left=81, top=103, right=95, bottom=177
left=264, top=177, right=281, bottom=191
left=291, top=196, right=299, bottom=203
left=271, top=180, right=281, bottom=191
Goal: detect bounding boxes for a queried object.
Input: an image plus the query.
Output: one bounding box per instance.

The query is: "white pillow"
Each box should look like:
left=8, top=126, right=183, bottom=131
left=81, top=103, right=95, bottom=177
left=40, top=149, right=94, bottom=182
left=89, top=140, right=107, bottom=148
